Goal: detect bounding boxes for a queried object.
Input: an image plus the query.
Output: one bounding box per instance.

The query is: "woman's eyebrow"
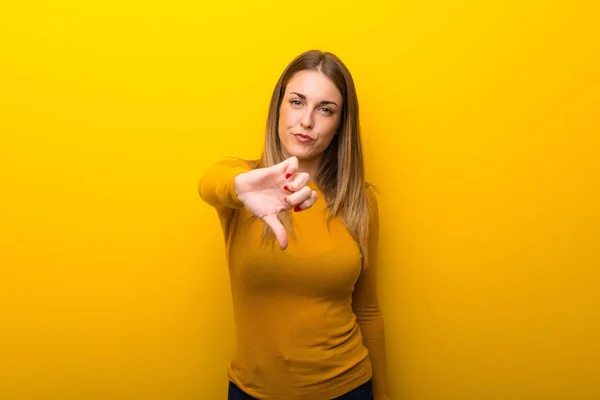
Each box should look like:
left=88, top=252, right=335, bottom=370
left=290, top=92, right=338, bottom=107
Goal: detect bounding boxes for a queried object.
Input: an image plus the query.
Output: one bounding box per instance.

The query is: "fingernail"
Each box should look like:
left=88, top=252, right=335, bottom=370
left=286, top=173, right=292, bottom=179
left=284, top=197, right=288, bottom=203
left=284, top=185, right=289, bottom=191
left=293, top=206, right=302, bottom=212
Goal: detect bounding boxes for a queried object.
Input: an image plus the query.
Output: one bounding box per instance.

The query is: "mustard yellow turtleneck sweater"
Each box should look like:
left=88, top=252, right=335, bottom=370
left=198, top=159, right=389, bottom=400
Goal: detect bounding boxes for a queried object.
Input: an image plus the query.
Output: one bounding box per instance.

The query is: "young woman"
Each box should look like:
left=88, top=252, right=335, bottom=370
left=199, top=50, right=390, bottom=400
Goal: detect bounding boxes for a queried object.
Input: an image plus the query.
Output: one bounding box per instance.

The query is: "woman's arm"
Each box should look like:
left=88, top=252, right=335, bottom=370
left=198, top=158, right=252, bottom=209
left=352, top=186, right=390, bottom=400
left=198, top=158, right=252, bottom=239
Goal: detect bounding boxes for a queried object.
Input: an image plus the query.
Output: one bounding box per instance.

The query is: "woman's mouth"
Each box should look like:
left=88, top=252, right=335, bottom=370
left=293, top=133, right=314, bottom=143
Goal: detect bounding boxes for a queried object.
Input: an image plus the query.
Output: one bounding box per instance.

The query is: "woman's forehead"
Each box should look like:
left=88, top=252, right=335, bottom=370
left=285, top=70, right=343, bottom=103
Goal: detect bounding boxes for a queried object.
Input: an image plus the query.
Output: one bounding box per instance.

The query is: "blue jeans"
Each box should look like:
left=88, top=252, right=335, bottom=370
left=228, top=379, right=373, bottom=399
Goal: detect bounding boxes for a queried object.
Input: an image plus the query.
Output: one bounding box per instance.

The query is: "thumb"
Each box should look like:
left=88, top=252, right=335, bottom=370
left=262, top=214, right=289, bottom=250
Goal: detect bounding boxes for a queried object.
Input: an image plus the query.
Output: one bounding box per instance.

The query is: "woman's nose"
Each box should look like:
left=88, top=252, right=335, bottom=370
left=300, top=109, right=313, bottom=129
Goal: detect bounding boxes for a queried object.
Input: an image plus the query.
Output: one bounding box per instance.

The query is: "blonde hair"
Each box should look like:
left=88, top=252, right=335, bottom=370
left=236, top=49, right=377, bottom=268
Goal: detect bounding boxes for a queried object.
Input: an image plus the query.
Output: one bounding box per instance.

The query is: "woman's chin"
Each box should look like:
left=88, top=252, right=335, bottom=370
left=282, top=146, right=308, bottom=159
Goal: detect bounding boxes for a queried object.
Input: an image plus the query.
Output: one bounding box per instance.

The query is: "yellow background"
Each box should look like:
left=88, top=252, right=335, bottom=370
left=1, top=1, right=599, bottom=399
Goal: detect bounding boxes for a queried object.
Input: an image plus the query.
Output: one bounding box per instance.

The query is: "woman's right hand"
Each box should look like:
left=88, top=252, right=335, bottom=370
left=233, top=156, right=317, bottom=250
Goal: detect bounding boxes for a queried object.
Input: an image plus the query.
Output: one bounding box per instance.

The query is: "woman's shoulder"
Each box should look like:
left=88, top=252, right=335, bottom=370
left=364, top=182, right=380, bottom=216
left=365, top=182, right=380, bottom=201
left=210, top=157, right=258, bottom=171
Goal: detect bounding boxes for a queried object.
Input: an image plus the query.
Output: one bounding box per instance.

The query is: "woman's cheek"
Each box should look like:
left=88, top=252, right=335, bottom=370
left=290, top=109, right=302, bottom=126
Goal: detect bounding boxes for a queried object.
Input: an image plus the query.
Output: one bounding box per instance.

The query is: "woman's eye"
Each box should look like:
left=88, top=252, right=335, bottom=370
left=321, top=107, right=333, bottom=115
left=291, top=99, right=302, bottom=106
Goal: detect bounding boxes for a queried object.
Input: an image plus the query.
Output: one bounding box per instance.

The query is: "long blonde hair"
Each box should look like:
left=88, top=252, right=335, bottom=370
left=236, top=49, right=377, bottom=268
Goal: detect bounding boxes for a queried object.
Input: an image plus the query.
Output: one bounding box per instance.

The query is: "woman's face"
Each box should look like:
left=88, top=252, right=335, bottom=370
left=278, top=70, right=343, bottom=162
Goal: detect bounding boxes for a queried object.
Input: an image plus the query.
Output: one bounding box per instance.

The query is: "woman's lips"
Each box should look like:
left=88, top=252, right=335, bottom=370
left=293, top=133, right=314, bottom=141
left=293, top=134, right=314, bottom=143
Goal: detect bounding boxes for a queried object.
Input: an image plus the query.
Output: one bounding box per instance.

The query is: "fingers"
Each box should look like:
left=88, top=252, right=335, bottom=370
left=294, top=190, right=318, bottom=211
left=284, top=187, right=317, bottom=210
left=272, top=157, right=299, bottom=189
left=276, top=156, right=318, bottom=213
left=283, top=171, right=310, bottom=191
left=280, top=156, right=298, bottom=178
left=262, top=214, right=289, bottom=250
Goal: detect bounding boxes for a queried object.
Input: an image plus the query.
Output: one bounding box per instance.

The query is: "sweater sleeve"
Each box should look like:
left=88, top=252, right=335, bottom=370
left=198, top=158, right=252, bottom=209
left=198, top=158, right=253, bottom=240
left=352, top=186, right=390, bottom=400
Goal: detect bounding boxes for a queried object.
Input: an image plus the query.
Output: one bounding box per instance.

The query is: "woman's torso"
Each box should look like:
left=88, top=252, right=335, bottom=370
left=224, top=184, right=373, bottom=399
